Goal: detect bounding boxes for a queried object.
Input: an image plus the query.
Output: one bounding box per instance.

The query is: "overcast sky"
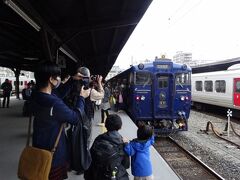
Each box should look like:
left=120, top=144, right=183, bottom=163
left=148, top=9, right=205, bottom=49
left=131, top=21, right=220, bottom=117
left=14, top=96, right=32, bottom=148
left=115, top=0, right=240, bottom=69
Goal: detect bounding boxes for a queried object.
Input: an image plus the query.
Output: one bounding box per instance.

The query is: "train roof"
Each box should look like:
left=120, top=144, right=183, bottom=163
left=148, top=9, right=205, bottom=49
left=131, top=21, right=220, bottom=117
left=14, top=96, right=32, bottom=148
left=108, top=58, right=191, bottom=81
left=227, top=64, right=240, bottom=70
left=192, top=57, right=240, bottom=74
left=192, top=68, right=240, bottom=77
left=130, top=58, right=191, bottom=71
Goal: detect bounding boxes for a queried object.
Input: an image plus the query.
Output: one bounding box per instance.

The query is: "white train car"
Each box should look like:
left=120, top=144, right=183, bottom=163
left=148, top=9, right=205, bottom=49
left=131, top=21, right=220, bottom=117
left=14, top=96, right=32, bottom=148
left=191, top=65, right=240, bottom=111
left=0, top=76, right=34, bottom=95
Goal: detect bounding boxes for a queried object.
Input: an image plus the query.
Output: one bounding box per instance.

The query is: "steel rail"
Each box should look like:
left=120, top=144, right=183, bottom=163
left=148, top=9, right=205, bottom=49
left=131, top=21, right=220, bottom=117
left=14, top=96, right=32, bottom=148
left=230, top=122, right=240, bottom=138
left=167, top=136, right=225, bottom=180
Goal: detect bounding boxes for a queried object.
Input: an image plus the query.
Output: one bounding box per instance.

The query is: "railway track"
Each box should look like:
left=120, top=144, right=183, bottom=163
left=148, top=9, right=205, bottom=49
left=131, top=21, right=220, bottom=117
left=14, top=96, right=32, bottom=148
left=154, top=137, right=225, bottom=180
left=191, top=109, right=240, bottom=148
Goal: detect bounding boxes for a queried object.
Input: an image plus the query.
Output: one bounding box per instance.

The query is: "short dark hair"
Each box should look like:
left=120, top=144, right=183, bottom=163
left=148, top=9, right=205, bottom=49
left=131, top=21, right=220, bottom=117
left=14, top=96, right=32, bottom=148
left=105, top=114, right=122, bottom=131
left=34, top=62, right=61, bottom=88
left=137, top=124, right=154, bottom=140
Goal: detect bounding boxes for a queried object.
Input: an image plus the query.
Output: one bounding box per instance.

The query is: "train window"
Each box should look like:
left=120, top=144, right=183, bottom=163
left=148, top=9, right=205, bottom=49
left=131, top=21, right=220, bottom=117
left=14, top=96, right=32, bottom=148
left=235, top=81, right=240, bottom=93
left=135, top=72, right=152, bottom=85
left=122, top=79, right=127, bottom=86
left=195, top=81, right=202, bottom=91
left=175, top=73, right=190, bottom=86
left=158, top=76, right=168, bottom=88
left=204, top=81, right=213, bottom=92
left=215, top=80, right=226, bottom=93
left=129, top=73, right=134, bottom=85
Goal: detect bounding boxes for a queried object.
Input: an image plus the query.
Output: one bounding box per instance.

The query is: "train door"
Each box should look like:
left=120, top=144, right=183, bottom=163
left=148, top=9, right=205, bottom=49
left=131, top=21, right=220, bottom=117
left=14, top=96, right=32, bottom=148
left=153, top=73, right=172, bottom=118
left=233, top=78, right=240, bottom=107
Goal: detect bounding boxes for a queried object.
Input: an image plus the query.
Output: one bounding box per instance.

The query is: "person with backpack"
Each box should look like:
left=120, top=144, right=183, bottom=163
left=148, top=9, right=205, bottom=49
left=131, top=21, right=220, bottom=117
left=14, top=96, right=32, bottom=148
left=124, top=124, right=155, bottom=180
left=84, top=114, right=130, bottom=180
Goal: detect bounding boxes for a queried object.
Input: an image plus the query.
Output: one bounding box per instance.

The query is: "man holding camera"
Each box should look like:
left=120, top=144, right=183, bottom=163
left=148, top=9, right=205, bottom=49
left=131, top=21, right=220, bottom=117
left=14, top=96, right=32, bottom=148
left=77, top=67, right=104, bottom=146
left=64, top=67, right=104, bottom=174
left=76, top=67, right=104, bottom=117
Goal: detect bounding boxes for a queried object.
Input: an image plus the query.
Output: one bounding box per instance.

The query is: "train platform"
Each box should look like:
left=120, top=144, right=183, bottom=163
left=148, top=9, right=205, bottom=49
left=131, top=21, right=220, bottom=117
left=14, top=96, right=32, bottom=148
left=0, top=98, right=180, bottom=180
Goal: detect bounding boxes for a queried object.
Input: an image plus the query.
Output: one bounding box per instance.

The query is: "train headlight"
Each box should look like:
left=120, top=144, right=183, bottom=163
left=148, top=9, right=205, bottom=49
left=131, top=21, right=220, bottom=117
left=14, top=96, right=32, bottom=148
left=180, top=96, right=185, bottom=101
left=185, top=96, right=189, bottom=100
left=141, top=96, right=145, bottom=101
left=179, top=122, right=184, bottom=127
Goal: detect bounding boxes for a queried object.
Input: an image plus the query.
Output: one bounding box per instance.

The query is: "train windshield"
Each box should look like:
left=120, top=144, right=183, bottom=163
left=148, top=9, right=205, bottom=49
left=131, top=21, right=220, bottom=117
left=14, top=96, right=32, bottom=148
left=135, top=72, right=152, bottom=85
left=157, top=76, right=168, bottom=88
left=175, top=73, right=190, bottom=86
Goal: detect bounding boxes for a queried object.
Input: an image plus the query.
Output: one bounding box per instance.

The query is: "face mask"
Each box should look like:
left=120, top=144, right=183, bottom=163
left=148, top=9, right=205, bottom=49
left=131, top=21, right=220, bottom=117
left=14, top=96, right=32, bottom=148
left=52, top=77, right=61, bottom=89
left=82, top=78, right=90, bottom=87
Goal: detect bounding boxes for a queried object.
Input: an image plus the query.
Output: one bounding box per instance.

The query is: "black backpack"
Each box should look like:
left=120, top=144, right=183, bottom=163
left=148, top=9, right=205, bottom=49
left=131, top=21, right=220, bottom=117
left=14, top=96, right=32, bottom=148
left=90, top=134, right=122, bottom=179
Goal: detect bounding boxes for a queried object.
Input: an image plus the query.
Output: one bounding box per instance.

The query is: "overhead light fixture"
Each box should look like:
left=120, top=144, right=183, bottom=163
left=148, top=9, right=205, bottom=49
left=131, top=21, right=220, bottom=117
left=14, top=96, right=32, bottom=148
left=59, top=47, right=77, bottom=63
left=4, top=0, right=41, bottom=31
left=24, top=57, right=39, bottom=61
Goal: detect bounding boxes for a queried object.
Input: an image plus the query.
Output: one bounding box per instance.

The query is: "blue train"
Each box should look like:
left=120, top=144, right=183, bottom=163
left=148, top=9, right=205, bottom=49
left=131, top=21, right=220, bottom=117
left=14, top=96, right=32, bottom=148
left=108, top=57, right=192, bottom=134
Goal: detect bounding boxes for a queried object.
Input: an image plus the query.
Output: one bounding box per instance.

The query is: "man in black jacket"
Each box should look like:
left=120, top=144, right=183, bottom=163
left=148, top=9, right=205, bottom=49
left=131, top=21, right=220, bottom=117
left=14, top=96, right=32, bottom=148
left=1, top=79, right=12, bottom=108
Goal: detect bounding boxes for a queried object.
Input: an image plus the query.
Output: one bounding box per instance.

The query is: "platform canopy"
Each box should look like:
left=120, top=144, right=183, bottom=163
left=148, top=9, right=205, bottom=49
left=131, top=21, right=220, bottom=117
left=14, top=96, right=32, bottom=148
left=0, top=0, right=152, bottom=77
left=192, top=57, right=240, bottom=74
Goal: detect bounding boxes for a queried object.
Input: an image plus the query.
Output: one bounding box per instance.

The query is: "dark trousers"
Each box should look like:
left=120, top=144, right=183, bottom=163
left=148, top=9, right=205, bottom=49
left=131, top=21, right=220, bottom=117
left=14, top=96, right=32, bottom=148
left=87, top=118, right=93, bottom=148
left=2, top=95, right=10, bottom=108
left=101, top=109, right=109, bottom=123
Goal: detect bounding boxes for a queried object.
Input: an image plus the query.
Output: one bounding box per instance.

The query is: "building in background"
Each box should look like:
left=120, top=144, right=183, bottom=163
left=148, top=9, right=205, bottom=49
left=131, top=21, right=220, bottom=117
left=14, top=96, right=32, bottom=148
left=172, top=51, right=220, bottom=67
left=105, top=66, right=123, bottom=80
left=173, top=51, right=195, bottom=66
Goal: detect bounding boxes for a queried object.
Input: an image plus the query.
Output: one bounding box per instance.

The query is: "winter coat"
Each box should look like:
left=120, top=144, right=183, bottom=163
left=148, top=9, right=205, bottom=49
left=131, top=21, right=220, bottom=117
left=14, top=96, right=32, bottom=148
left=31, top=78, right=85, bottom=168
left=1, top=81, right=12, bottom=96
left=124, top=136, right=155, bottom=177
left=102, top=86, right=110, bottom=103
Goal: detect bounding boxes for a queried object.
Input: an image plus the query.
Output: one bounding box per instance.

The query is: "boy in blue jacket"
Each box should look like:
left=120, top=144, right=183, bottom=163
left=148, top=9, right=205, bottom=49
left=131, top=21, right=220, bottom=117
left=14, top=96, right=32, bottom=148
left=124, top=124, right=155, bottom=180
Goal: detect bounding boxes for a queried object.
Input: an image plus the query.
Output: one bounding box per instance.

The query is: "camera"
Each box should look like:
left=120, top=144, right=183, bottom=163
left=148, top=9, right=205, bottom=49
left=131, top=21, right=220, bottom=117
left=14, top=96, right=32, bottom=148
left=91, top=75, right=98, bottom=81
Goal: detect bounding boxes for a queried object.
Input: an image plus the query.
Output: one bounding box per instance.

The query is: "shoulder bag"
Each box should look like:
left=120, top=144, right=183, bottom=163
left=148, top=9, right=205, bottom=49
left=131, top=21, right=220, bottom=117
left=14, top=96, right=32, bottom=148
left=18, top=115, right=64, bottom=180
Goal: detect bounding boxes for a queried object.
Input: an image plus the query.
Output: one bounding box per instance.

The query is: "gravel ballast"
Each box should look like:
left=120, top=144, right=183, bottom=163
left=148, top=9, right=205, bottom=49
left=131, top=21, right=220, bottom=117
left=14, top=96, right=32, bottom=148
left=171, top=110, right=240, bottom=180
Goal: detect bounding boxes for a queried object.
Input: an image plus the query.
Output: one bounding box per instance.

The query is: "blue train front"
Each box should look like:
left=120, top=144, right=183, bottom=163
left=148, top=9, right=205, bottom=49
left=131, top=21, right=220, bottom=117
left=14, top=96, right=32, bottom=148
left=109, top=57, right=191, bottom=135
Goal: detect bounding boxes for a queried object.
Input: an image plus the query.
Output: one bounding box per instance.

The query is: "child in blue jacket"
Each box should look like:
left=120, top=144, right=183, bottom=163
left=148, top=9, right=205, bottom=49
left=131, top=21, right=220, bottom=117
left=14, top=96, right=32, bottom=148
left=124, top=124, right=154, bottom=180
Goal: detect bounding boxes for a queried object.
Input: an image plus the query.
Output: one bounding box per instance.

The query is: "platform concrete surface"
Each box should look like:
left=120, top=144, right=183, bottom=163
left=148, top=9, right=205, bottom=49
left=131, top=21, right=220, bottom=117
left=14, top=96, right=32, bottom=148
left=0, top=99, right=180, bottom=180
left=117, top=112, right=180, bottom=180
